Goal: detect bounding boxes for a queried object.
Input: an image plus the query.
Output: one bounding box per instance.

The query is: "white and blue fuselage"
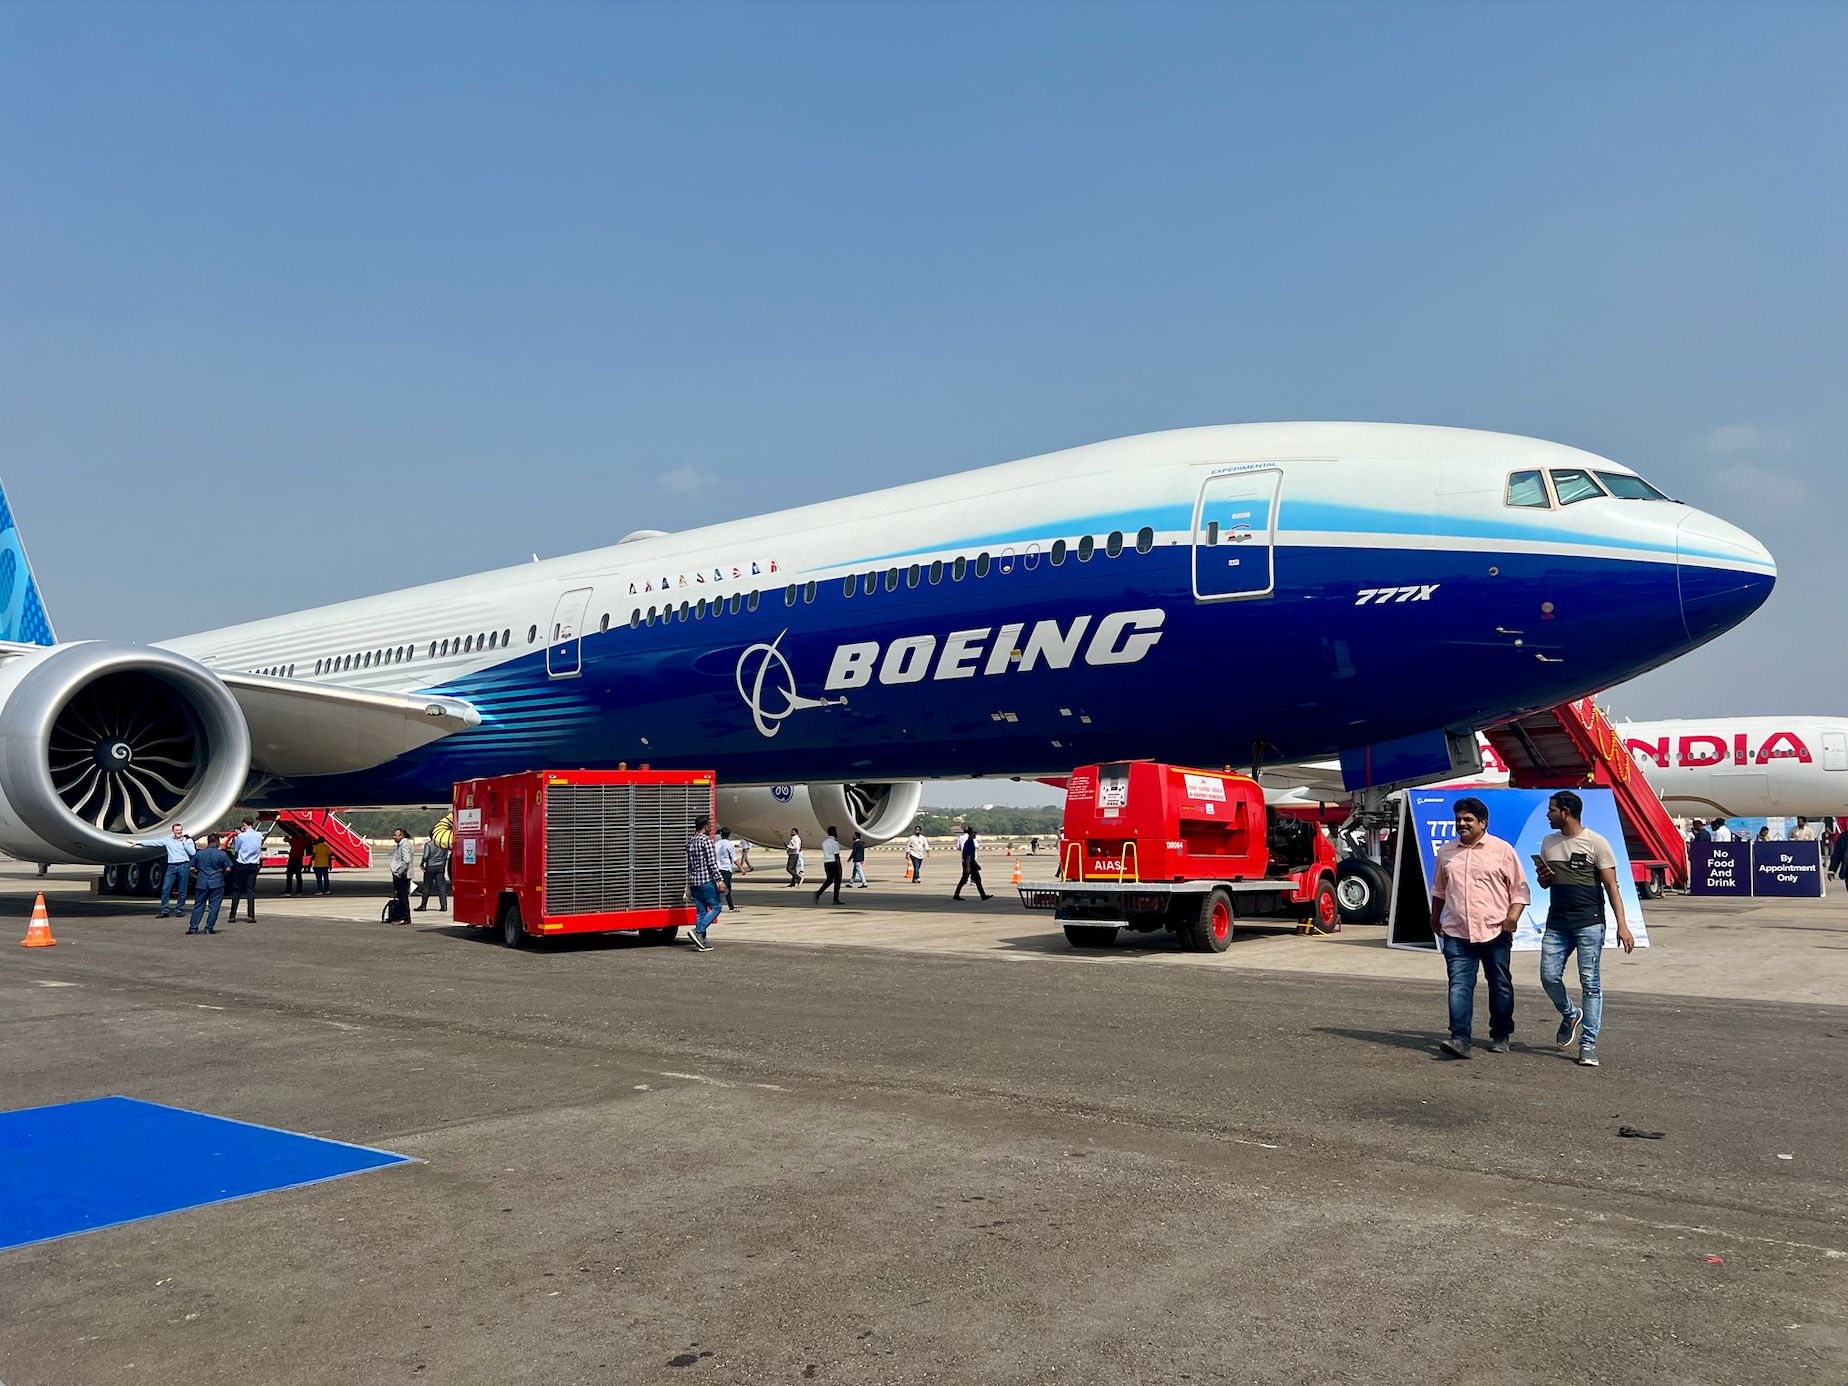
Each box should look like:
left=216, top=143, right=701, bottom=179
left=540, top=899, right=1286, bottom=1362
left=159, top=422, right=1775, bottom=806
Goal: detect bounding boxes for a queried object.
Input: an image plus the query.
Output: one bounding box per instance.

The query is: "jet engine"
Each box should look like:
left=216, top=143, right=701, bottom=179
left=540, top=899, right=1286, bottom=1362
left=716, top=781, right=923, bottom=847
left=0, top=642, right=251, bottom=864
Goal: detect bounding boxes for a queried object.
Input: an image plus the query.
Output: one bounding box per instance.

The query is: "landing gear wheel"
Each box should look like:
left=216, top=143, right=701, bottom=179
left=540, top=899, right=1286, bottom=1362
left=642, top=926, right=678, bottom=944
left=103, top=864, right=125, bottom=895
left=1063, top=924, right=1118, bottom=948
left=1310, top=876, right=1340, bottom=932
left=1181, top=887, right=1235, bottom=953
left=1336, top=857, right=1391, bottom=926
left=501, top=900, right=528, bottom=949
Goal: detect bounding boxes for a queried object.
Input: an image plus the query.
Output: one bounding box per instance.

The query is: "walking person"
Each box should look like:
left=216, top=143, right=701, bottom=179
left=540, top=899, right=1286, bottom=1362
left=954, top=826, right=992, bottom=901
left=311, top=838, right=333, bottom=894
left=387, top=827, right=414, bottom=923
left=186, top=833, right=234, bottom=934
left=1428, top=796, right=1529, bottom=1059
left=906, top=826, right=928, bottom=883
left=686, top=814, right=722, bottom=950
left=415, top=832, right=450, bottom=912
left=227, top=817, right=264, bottom=922
left=715, top=828, right=739, bottom=911
left=1536, top=790, right=1636, bottom=1068
left=815, top=826, right=844, bottom=905
left=785, top=829, right=804, bottom=887
left=127, top=822, right=195, bottom=918
left=849, top=831, right=869, bottom=888
left=735, top=836, right=754, bottom=874
left=1830, top=828, right=1848, bottom=883
left=284, top=832, right=308, bottom=895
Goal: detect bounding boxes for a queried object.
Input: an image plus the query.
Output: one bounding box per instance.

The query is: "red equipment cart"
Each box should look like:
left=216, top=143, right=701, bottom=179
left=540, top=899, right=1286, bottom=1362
left=451, top=768, right=715, bottom=948
left=1019, top=760, right=1339, bottom=950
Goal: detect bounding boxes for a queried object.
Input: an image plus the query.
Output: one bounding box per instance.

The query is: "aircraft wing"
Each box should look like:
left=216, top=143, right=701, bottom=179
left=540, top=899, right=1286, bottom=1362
left=218, top=673, right=480, bottom=777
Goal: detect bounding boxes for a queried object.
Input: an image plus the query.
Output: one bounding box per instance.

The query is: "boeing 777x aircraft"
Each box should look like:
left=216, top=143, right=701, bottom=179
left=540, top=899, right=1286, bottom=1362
left=0, top=422, right=1774, bottom=865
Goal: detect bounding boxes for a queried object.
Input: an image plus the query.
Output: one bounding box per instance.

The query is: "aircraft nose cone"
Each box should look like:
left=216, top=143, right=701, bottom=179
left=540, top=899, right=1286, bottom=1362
left=1676, top=509, right=1776, bottom=645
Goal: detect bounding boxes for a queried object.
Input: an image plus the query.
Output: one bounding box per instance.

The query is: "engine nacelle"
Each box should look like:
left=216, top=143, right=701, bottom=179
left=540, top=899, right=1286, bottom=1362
left=0, top=642, right=251, bottom=864
left=716, top=781, right=923, bottom=848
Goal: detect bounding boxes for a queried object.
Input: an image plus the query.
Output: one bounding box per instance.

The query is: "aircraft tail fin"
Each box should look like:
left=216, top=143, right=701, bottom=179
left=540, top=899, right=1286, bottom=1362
left=0, top=477, right=57, bottom=645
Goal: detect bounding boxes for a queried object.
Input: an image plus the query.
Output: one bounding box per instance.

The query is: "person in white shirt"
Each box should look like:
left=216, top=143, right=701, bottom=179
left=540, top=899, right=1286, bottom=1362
left=1709, top=818, right=1733, bottom=842
left=127, top=822, right=195, bottom=918
left=815, top=827, right=844, bottom=904
left=785, top=830, right=804, bottom=886
left=715, top=828, right=739, bottom=911
left=1791, top=817, right=1817, bottom=841
left=228, top=817, right=266, bottom=923
left=906, top=829, right=928, bottom=883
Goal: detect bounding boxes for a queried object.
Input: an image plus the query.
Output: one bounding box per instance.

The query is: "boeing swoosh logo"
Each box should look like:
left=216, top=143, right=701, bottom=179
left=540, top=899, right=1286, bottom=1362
left=735, top=631, right=847, bottom=738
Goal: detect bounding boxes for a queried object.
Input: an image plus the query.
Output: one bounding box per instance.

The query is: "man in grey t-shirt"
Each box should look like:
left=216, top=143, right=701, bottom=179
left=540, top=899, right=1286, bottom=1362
left=1535, top=790, right=1636, bottom=1068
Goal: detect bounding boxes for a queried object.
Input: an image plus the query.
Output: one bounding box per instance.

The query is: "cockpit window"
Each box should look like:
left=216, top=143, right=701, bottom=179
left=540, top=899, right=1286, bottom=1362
left=1594, top=470, right=1672, bottom=501
left=1505, top=470, right=1550, bottom=508
left=1548, top=468, right=1606, bottom=505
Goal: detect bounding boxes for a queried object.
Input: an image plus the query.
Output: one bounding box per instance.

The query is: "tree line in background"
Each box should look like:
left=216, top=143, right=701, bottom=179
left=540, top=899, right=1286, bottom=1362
left=210, top=805, right=1063, bottom=841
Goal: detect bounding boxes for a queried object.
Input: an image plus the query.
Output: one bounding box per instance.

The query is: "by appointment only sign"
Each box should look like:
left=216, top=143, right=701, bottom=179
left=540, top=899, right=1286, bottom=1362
left=1690, top=841, right=1825, bottom=897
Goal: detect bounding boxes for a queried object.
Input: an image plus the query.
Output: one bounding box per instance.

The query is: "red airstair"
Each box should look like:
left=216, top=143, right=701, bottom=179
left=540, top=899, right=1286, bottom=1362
left=1480, top=696, right=1687, bottom=892
left=258, top=809, right=373, bottom=870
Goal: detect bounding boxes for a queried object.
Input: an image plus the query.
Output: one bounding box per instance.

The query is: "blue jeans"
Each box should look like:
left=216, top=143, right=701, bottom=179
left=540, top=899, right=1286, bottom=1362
left=160, top=863, right=189, bottom=913
left=1540, top=922, right=1605, bottom=1046
left=690, top=882, right=723, bottom=935
left=1440, top=932, right=1514, bottom=1041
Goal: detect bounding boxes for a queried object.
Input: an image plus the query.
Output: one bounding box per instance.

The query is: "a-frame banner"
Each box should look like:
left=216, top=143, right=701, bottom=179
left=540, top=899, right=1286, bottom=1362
left=1386, top=787, right=1651, bottom=952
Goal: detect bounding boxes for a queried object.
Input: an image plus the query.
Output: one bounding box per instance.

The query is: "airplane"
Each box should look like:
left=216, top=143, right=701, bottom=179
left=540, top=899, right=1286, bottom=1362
left=0, top=421, right=1776, bottom=868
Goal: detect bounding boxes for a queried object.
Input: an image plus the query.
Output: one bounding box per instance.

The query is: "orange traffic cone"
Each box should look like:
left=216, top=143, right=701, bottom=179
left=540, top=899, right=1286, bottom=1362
left=21, top=892, right=56, bottom=947
left=904, top=857, right=914, bottom=880
left=1011, top=858, right=1022, bottom=884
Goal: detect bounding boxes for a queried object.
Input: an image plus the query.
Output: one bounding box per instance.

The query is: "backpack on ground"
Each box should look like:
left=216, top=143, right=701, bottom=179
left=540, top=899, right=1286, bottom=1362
left=381, top=896, right=410, bottom=924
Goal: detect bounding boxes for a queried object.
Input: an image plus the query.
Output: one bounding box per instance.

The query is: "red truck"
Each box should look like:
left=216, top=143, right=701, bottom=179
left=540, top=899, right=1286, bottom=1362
left=451, top=768, right=716, bottom=948
left=1019, top=760, right=1339, bottom=950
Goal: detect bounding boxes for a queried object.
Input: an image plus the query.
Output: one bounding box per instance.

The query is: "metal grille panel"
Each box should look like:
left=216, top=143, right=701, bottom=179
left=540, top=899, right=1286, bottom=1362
left=544, top=783, right=709, bottom=916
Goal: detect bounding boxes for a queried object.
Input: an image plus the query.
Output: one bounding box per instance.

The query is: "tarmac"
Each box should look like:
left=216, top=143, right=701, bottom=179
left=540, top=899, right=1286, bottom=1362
left=2, top=856, right=1845, bottom=1384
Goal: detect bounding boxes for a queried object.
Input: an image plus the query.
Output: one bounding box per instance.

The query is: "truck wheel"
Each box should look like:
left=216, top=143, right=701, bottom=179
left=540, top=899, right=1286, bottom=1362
left=1063, top=924, right=1118, bottom=948
left=642, top=926, right=678, bottom=944
left=1637, top=870, right=1664, bottom=900
left=1310, top=876, right=1340, bottom=932
left=1336, top=857, right=1391, bottom=926
left=500, top=900, right=528, bottom=949
left=1181, top=887, right=1235, bottom=953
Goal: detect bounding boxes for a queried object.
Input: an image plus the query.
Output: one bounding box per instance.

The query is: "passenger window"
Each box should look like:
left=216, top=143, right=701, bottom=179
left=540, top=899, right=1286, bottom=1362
left=1025, top=543, right=1040, bottom=570
left=1050, top=539, right=1066, bottom=565
left=843, top=575, right=857, bottom=597
left=527, top=625, right=537, bottom=644
left=975, top=552, right=990, bottom=578
left=929, top=560, right=943, bottom=584
left=999, top=548, right=1014, bottom=574
left=1594, top=470, right=1672, bottom=500
left=729, top=593, right=741, bottom=614
left=648, top=605, right=658, bottom=624
left=1205, top=521, right=1219, bottom=546
left=1106, top=531, right=1123, bottom=558
left=785, top=584, right=798, bottom=606
left=462, top=638, right=471, bottom=654
left=503, top=629, right=510, bottom=646
left=1549, top=469, right=1606, bottom=505
left=885, top=567, right=899, bottom=591
left=804, top=580, right=816, bottom=603
left=598, top=614, right=608, bottom=633
left=1136, top=526, right=1154, bottom=553
left=630, top=609, right=640, bottom=628
left=953, top=556, right=966, bottom=581
left=478, top=632, right=486, bottom=650
left=1505, top=470, right=1550, bottom=508
left=1077, top=536, right=1094, bottom=561
left=748, top=590, right=760, bottom=611
left=679, top=601, right=689, bottom=620
left=907, top=563, right=920, bottom=587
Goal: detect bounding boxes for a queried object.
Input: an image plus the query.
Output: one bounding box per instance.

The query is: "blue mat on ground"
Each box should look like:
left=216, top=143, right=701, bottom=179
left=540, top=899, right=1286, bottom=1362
left=0, top=1095, right=412, bottom=1250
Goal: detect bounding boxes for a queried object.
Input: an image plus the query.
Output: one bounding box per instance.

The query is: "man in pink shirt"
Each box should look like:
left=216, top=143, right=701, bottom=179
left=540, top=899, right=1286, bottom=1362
left=1429, top=796, right=1531, bottom=1059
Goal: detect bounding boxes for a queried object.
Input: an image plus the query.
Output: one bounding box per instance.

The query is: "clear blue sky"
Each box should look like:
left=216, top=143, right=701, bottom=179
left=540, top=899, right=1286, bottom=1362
left=2, top=2, right=1840, bottom=800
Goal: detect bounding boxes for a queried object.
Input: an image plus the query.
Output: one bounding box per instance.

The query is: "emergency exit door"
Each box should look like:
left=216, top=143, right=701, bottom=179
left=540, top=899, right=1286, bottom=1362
left=547, top=587, right=594, bottom=678
left=1193, top=468, right=1280, bottom=600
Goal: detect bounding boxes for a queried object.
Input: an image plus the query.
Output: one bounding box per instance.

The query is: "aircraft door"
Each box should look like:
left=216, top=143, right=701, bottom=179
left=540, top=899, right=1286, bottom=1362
left=547, top=587, right=594, bottom=678
left=1823, top=731, right=1847, bottom=771
left=1193, top=468, right=1281, bottom=600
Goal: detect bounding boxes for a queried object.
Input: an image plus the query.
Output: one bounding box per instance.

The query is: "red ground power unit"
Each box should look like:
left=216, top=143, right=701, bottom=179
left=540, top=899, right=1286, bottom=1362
left=451, top=768, right=716, bottom=948
left=1024, top=760, right=1338, bottom=951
